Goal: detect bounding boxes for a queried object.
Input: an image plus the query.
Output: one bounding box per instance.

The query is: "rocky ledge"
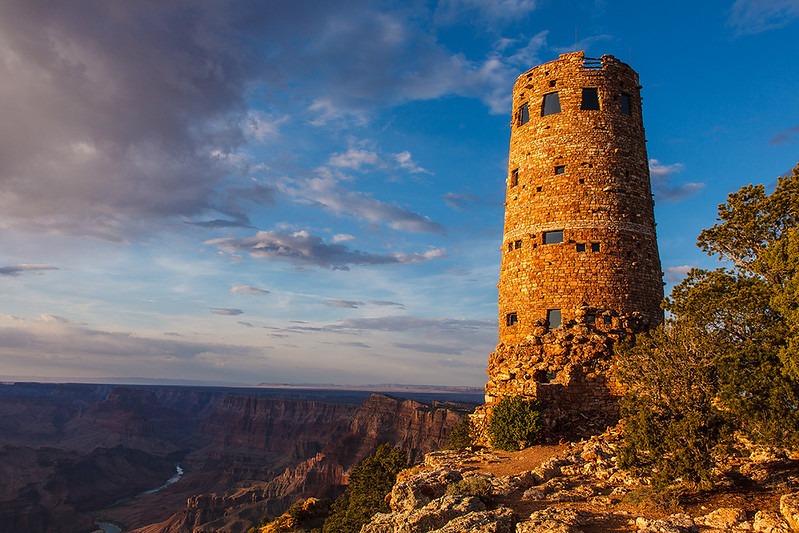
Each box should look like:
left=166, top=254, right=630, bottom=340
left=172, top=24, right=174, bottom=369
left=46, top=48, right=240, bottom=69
left=361, top=427, right=799, bottom=532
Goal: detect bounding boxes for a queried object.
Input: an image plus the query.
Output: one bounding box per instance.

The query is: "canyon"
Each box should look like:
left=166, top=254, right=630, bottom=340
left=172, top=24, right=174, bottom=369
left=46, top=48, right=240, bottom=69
left=0, top=382, right=476, bottom=532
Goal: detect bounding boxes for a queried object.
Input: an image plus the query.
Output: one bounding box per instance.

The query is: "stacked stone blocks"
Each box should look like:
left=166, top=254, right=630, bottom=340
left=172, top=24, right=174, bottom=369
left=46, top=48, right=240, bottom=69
left=481, top=51, right=664, bottom=439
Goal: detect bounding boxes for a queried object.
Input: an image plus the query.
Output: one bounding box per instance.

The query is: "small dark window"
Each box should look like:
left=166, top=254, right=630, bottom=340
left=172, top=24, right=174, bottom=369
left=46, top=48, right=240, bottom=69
left=536, top=186, right=542, bottom=192
left=543, top=230, right=563, bottom=244
left=578, top=178, right=585, bottom=184
left=576, top=243, right=586, bottom=252
left=603, top=315, right=612, bottom=325
left=547, top=309, right=562, bottom=329
left=554, top=165, right=565, bottom=175
left=507, top=242, right=513, bottom=252
left=506, top=312, right=518, bottom=326
left=519, top=103, right=530, bottom=125
left=514, top=240, right=522, bottom=249
left=549, top=80, right=557, bottom=87
left=586, top=314, right=596, bottom=324
left=541, top=92, right=561, bottom=116
left=581, top=88, right=600, bottom=110
left=621, top=93, right=632, bottom=115
left=591, top=242, right=600, bottom=252
left=510, top=169, right=519, bottom=187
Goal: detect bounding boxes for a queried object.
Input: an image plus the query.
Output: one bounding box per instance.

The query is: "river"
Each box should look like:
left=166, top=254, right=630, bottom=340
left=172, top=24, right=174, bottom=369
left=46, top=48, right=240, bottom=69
left=95, top=464, right=183, bottom=533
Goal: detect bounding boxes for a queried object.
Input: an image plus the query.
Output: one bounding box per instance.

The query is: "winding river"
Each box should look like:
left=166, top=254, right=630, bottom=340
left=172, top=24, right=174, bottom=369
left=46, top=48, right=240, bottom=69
left=95, top=464, right=184, bottom=533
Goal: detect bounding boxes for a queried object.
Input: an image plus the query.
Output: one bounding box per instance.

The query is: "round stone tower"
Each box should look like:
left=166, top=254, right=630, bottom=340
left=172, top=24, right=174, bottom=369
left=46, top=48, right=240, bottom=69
left=498, top=51, right=663, bottom=345
left=476, top=51, right=664, bottom=439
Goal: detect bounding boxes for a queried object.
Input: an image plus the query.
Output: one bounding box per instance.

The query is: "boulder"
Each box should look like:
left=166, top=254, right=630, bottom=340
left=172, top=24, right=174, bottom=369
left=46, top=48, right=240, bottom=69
left=753, top=510, right=791, bottom=533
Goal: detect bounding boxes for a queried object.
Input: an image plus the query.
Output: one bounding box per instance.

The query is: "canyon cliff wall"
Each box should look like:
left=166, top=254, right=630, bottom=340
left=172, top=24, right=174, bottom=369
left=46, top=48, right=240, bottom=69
left=0, top=383, right=470, bottom=533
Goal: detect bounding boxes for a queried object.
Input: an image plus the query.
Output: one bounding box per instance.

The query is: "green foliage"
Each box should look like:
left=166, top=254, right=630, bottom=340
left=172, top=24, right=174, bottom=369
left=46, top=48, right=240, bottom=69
left=617, top=164, right=799, bottom=491
left=321, top=443, right=407, bottom=533
left=444, top=413, right=474, bottom=450
left=487, top=396, right=542, bottom=451
left=445, top=475, right=493, bottom=500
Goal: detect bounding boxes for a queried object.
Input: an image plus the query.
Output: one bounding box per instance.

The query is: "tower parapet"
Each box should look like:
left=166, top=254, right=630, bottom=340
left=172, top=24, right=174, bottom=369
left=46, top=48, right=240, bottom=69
left=479, top=51, right=664, bottom=439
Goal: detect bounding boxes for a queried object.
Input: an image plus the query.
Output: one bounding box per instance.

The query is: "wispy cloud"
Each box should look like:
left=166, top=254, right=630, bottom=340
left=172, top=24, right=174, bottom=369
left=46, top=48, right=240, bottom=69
left=394, top=342, right=465, bottom=355
left=285, top=172, right=445, bottom=234
left=231, top=285, right=271, bottom=296
left=728, top=0, right=799, bottom=34
left=0, top=264, right=58, bottom=277
left=435, top=0, right=539, bottom=24
left=210, top=308, right=244, bottom=316
left=443, top=192, right=483, bottom=210
left=770, top=125, right=799, bottom=145
left=649, top=159, right=705, bottom=201
left=328, top=315, right=493, bottom=332
left=664, top=265, right=694, bottom=283
left=323, top=299, right=364, bottom=309
left=369, top=300, right=405, bottom=309
left=328, top=147, right=383, bottom=170
left=393, top=151, right=430, bottom=174
left=206, top=230, right=446, bottom=270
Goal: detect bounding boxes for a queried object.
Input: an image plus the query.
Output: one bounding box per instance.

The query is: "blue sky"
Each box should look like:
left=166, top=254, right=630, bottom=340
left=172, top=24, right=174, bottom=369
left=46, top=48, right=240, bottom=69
left=1, top=0, right=798, bottom=387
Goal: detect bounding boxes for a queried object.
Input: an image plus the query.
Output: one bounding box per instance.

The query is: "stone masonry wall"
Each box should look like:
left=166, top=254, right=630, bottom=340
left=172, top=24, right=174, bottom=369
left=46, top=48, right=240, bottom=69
left=498, top=51, right=663, bottom=346
left=480, top=52, right=664, bottom=442
left=475, top=304, right=647, bottom=443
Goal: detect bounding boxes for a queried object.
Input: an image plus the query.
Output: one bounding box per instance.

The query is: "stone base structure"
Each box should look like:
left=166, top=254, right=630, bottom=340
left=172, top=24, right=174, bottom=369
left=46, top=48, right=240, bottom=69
left=474, top=304, right=649, bottom=443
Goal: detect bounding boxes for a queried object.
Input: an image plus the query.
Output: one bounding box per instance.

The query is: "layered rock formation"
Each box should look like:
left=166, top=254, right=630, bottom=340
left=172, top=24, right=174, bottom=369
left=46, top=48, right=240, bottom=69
left=134, top=394, right=465, bottom=532
left=0, top=383, right=470, bottom=533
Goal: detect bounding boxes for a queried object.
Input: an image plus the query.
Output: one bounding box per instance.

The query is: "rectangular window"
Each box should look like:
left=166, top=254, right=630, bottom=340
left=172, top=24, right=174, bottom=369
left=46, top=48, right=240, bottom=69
left=603, top=315, right=612, bottom=325
left=506, top=312, right=518, bottom=326
left=621, top=93, right=632, bottom=115
left=581, top=88, right=600, bottom=110
left=543, top=230, right=563, bottom=244
left=507, top=242, right=513, bottom=252
left=591, top=242, right=600, bottom=252
left=586, top=314, right=596, bottom=324
left=510, top=168, right=518, bottom=187
left=547, top=309, right=562, bottom=329
left=576, top=243, right=586, bottom=252
left=554, top=165, right=565, bottom=175
left=518, top=103, right=530, bottom=125
left=514, top=240, right=522, bottom=249
left=541, top=92, right=561, bottom=116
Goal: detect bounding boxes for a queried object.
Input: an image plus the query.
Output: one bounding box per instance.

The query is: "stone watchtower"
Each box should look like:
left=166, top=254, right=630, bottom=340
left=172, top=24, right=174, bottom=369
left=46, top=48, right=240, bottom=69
left=481, top=51, right=663, bottom=437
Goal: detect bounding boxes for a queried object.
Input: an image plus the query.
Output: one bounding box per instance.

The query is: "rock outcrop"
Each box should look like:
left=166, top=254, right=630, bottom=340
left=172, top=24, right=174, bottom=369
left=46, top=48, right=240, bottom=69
left=361, top=427, right=799, bottom=533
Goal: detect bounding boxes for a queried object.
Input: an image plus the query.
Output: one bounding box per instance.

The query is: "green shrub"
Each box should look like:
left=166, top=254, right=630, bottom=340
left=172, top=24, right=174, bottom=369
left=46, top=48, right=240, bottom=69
left=445, top=475, right=493, bottom=500
left=445, top=414, right=474, bottom=449
left=321, top=443, right=407, bottom=533
left=487, top=396, right=541, bottom=451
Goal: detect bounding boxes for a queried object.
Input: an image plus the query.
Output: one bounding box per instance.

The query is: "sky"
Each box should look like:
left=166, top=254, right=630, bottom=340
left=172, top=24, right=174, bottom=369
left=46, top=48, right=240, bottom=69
left=1, top=0, right=798, bottom=388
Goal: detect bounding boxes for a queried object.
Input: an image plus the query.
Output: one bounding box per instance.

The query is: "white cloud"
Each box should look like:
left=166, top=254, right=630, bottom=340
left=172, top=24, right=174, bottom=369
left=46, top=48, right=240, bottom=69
left=649, top=159, right=705, bottom=201
left=728, top=0, right=799, bottom=34
left=206, top=229, right=446, bottom=270
left=230, top=285, right=271, bottom=296
left=664, top=265, right=694, bottom=283
left=331, top=234, right=355, bottom=243
left=393, top=151, right=430, bottom=174
left=328, top=147, right=382, bottom=169
left=285, top=172, right=445, bottom=234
